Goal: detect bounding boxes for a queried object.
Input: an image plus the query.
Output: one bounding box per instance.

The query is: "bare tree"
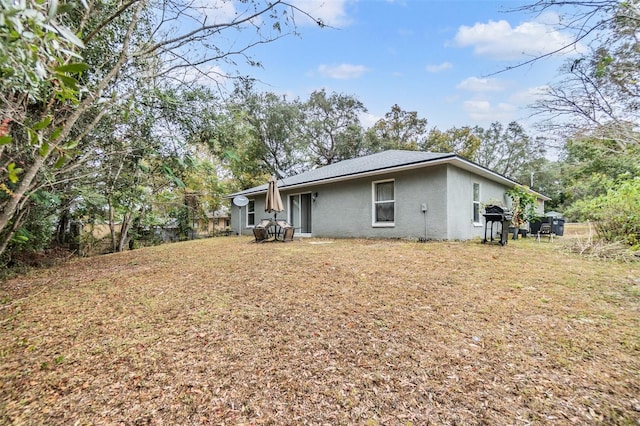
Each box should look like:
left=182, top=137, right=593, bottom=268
left=496, top=1, right=621, bottom=75
left=515, top=1, right=640, bottom=148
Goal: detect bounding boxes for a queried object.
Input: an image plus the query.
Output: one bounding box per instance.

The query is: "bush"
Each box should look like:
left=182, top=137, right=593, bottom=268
left=567, top=177, right=640, bottom=248
left=507, top=186, right=538, bottom=227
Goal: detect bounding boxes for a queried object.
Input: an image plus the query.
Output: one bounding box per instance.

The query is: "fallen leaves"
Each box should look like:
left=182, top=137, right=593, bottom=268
left=0, top=230, right=639, bottom=424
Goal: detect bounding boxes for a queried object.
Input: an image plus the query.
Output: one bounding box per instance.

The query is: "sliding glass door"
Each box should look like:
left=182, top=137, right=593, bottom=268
left=289, top=193, right=312, bottom=234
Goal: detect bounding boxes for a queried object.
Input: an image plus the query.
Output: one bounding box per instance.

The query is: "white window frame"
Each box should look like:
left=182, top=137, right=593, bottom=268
left=372, top=179, right=395, bottom=227
left=472, top=182, right=482, bottom=226
left=246, top=199, right=255, bottom=227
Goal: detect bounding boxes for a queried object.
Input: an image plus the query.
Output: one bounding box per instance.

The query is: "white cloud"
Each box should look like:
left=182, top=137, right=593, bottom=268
left=509, top=85, right=549, bottom=105
left=290, top=0, right=353, bottom=27
left=192, top=0, right=238, bottom=24
left=191, top=0, right=355, bottom=28
left=444, top=94, right=460, bottom=103
left=360, top=112, right=381, bottom=128
left=535, top=11, right=563, bottom=26
left=426, top=62, right=453, bottom=73
left=462, top=100, right=517, bottom=122
left=171, top=65, right=228, bottom=87
left=318, top=64, right=369, bottom=79
left=456, top=77, right=507, bottom=92
left=454, top=17, right=584, bottom=61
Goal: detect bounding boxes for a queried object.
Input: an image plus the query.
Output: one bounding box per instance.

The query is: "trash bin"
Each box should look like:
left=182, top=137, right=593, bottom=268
left=552, top=217, right=565, bottom=236
left=529, top=216, right=545, bottom=235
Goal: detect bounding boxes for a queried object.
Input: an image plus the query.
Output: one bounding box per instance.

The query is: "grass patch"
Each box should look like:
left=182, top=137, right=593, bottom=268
left=1, top=228, right=639, bottom=424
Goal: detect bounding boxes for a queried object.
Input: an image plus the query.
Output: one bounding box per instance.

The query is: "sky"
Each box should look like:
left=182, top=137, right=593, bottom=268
left=203, top=0, right=587, bottom=132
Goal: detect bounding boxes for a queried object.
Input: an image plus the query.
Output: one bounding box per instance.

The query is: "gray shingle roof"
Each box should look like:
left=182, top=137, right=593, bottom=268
left=229, top=150, right=456, bottom=197
left=227, top=150, right=550, bottom=201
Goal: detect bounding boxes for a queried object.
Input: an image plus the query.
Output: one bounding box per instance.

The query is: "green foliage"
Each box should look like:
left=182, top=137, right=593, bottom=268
left=301, top=89, right=368, bottom=166
left=565, top=136, right=639, bottom=181
left=424, top=126, right=480, bottom=159
left=0, top=0, right=85, bottom=94
left=553, top=135, right=640, bottom=214
left=6, top=163, right=22, bottom=183
left=566, top=176, right=640, bottom=248
left=5, top=189, right=60, bottom=256
left=230, top=87, right=307, bottom=178
left=518, top=159, right=566, bottom=211
left=182, top=160, right=226, bottom=214
left=507, top=186, right=538, bottom=227
left=366, top=104, right=428, bottom=152
left=594, top=53, right=613, bottom=78
left=0, top=0, right=333, bottom=260
left=475, top=121, right=546, bottom=180
left=0, top=0, right=89, bottom=203
left=175, top=205, right=195, bottom=240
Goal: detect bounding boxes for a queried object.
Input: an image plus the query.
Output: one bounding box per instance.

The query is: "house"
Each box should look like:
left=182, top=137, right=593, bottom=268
left=200, top=207, right=231, bottom=236
left=226, top=150, right=550, bottom=241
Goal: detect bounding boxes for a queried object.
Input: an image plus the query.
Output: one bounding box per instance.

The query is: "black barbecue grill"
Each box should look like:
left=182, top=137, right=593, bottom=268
left=482, top=205, right=513, bottom=246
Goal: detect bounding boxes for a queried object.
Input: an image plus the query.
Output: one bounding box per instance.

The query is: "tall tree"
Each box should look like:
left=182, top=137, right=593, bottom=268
left=230, top=86, right=308, bottom=179
left=200, top=106, right=271, bottom=191
left=558, top=133, right=640, bottom=209
left=519, top=158, right=567, bottom=211
left=424, top=126, right=481, bottom=160
left=366, top=104, right=428, bottom=152
left=474, top=121, right=546, bottom=179
left=0, top=0, right=323, bottom=258
left=300, top=89, right=368, bottom=166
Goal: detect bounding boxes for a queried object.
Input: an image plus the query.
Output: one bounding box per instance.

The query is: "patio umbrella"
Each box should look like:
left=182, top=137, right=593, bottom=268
left=265, top=175, right=284, bottom=220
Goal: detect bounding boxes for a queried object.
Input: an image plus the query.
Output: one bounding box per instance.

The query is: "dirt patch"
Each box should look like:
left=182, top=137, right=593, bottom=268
left=1, top=235, right=639, bottom=424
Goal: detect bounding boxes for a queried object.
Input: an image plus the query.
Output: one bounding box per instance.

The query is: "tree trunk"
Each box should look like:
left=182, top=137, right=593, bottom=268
left=0, top=1, right=144, bottom=258
left=108, top=202, right=117, bottom=253
left=117, top=211, right=132, bottom=252
left=0, top=208, right=28, bottom=262
left=0, top=155, right=46, bottom=240
left=56, top=209, right=70, bottom=246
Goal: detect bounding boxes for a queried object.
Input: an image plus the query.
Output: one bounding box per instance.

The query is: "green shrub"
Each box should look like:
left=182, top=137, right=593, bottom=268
left=507, top=186, right=538, bottom=227
left=567, top=177, right=640, bottom=249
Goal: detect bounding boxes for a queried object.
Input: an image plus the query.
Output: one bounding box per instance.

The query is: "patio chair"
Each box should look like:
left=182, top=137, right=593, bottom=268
left=275, top=220, right=295, bottom=242
left=537, top=222, right=554, bottom=242
left=252, top=227, right=270, bottom=243
left=253, top=219, right=273, bottom=243
left=256, top=218, right=272, bottom=228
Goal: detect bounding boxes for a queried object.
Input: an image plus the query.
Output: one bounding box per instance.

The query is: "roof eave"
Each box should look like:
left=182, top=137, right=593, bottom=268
left=226, top=154, right=551, bottom=201
left=449, top=157, right=551, bottom=201
left=225, top=154, right=458, bottom=198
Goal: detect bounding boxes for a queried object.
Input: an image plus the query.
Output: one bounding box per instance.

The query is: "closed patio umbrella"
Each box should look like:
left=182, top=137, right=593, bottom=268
left=265, top=175, right=284, bottom=220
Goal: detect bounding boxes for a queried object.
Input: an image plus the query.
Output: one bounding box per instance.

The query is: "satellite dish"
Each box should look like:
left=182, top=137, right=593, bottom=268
left=233, top=195, right=249, bottom=207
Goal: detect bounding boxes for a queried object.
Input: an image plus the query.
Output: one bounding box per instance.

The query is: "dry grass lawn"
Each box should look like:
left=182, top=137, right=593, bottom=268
left=1, top=224, right=639, bottom=425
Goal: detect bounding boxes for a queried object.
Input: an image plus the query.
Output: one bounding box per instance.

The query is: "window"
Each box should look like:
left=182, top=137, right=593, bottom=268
left=373, top=180, right=395, bottom=226
left=472, top=182, right=481, bottom=224
left=247, top=200, right=255, bottom=227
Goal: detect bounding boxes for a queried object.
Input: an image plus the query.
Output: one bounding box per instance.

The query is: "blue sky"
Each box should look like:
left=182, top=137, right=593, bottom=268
left=205, top=0, right=586, bottom=131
